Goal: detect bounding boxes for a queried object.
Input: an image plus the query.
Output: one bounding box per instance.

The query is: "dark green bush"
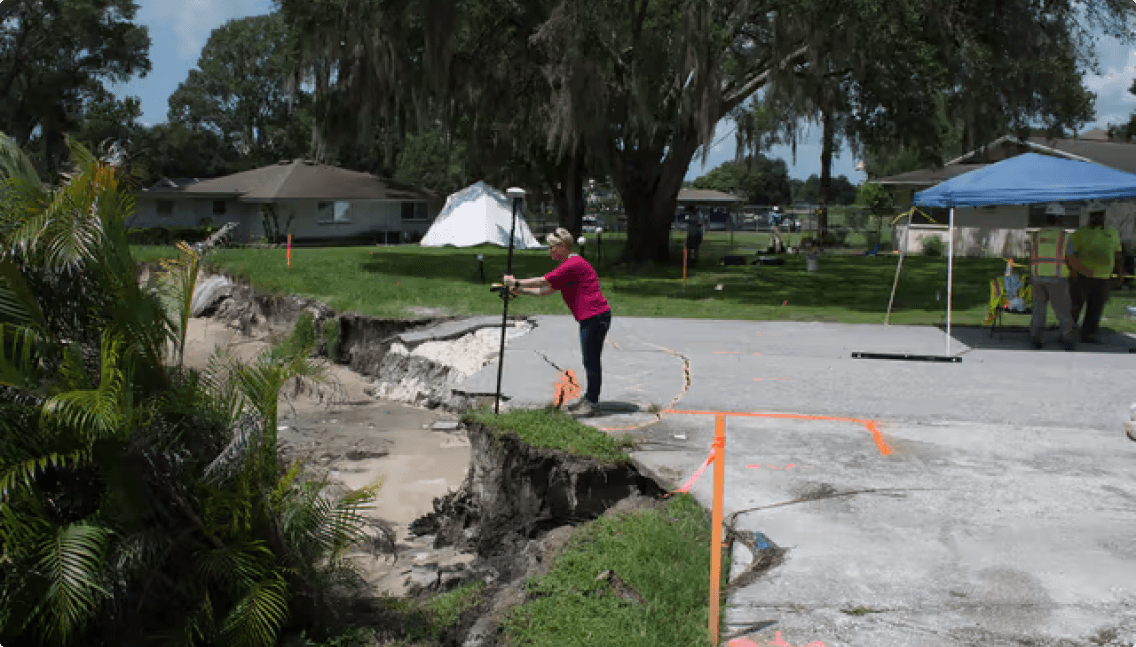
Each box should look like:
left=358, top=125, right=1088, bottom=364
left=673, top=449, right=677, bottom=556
left=322, top=318, right=341, bottom=362
left=922, top=236, right=944, bottom=257
left=126, top=226, right=214, bottom=245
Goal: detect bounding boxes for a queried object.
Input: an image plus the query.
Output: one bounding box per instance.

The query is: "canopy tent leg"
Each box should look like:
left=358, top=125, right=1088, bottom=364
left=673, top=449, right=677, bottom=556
left=886, top=210, right=914, bottom=325
left=946, top=207, right=954, bottom=356
left=854, top=207, right=962, bottom=363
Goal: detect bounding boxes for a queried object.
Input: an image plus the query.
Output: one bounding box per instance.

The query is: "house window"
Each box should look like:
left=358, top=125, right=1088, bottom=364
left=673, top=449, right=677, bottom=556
left=401, top=201, right=427, bottom=221
left=212, top=200, right=227, bottom=215
left=157, top=200, right=173, bottom=216
left=317, top=201, right=352, bottom=224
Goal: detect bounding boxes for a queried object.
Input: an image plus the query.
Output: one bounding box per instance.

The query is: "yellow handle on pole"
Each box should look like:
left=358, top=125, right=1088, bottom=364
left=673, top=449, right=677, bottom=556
left=708, top=414, right=726, bottom=646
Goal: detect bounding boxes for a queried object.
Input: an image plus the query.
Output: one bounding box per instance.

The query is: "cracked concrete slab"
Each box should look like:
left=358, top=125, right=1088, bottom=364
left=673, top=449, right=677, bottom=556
left=397, top=315, right=505, bottom=345
left=638, top=415, right=1136, bottom=647
left=470, top=314, right=1136, bottom=646
left=456, top=316, right=685, bottom=412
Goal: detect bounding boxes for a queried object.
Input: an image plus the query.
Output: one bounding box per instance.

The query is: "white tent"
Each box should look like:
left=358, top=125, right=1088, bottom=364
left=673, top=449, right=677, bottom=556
left=420, top=181, right=544, bottom=249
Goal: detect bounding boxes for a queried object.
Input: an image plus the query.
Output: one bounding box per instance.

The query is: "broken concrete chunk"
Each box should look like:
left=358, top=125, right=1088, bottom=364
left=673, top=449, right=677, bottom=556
left=404, top=567, right=439, bottom=593
left=190, top=275, right=234, bottom=317
left=431, top=420, right=460, bottom=430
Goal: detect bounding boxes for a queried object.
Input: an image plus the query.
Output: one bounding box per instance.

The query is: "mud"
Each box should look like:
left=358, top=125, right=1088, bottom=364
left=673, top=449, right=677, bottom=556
left=180, top=271, right=668, bottom=645
left=414, top=422, right=665, bottom=558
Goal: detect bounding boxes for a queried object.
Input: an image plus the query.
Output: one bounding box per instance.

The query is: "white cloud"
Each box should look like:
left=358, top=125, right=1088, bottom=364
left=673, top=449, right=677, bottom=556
left=1083, top=37, right=1136, bottom=128
left=141, top=0, right=272, bottom=63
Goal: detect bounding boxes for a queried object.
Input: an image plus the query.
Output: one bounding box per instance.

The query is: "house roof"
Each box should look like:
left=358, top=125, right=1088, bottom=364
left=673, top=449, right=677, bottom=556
left=181, top=159, right=436, bottom=201
left=878, top=132, right=1136, bottom=187
left=875, top=164, right=987, bottom=186
left=142, top=177, right=201, bottom=193
left=1023, top=136, right=1136, bottom=175
left=677, top=189, right=744, bottom=204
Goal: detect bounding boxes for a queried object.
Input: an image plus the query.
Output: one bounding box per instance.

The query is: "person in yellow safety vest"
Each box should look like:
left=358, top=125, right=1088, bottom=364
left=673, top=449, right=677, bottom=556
left=1028, top=207, right=1089, bottom=350
left=1070, top=201, right=1124, bottom=344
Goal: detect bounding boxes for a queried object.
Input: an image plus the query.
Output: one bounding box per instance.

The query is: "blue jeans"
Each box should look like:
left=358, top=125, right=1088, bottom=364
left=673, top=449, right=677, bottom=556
left=579, top=310, right=611, bottom=404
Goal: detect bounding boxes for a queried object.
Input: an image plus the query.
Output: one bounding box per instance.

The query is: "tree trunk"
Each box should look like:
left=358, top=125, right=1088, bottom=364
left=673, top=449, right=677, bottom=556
left=541, top=146, right=587, bottom=237
left=551, top=182, right=568, bottom=234
left=609, top=130, right=698, bottom=264
left=818, top=103, right=835, bottom=243
left=553, top=146, right=586, bottom=237
left=618, top=172, right=675, bottom=265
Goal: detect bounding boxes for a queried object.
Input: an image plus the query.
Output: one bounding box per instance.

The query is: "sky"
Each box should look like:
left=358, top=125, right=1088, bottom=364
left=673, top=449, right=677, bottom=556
left=109, top=0, right=1136, bottom=184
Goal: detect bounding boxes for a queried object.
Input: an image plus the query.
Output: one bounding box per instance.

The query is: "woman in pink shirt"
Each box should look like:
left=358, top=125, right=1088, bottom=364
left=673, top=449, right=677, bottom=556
left=504, top=228, right=611, bottom=416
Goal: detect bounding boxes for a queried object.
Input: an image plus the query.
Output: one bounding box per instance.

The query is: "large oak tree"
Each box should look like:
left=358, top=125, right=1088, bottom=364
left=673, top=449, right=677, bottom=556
left=167, top=13, right=312, bottom=170
left=0, top=0, right=150, bottom=174
left=275, top=0, right=1134, bottom=262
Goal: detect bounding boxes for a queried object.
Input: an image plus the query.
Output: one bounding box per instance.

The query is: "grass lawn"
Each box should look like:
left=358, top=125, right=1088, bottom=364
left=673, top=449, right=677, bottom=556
left=462, top=409, right=727, bottom=645
left=465, top=407, right=635, bottom=463
left=501, top=493, right=727, bottom=647
left=131, top=233, right=1136, bottom=332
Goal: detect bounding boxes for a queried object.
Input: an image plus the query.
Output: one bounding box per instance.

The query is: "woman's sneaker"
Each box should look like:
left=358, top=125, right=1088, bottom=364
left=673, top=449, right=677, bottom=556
left=566, top=399, right=597, bottom=417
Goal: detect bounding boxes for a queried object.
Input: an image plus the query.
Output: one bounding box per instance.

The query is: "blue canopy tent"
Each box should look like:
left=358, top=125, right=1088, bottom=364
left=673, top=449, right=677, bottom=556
left=873, top=153, right=1136, bottom=360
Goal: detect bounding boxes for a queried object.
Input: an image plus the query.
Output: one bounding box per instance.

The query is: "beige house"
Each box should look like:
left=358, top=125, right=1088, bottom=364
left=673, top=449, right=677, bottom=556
left=878, top=130, right=1136, bottom=256
left=131, top=160, right=441, bottom=244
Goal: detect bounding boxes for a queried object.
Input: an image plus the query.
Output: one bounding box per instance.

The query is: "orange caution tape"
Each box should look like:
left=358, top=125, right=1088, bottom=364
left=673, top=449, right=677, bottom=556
left=666, top=409, right=893, bottom=457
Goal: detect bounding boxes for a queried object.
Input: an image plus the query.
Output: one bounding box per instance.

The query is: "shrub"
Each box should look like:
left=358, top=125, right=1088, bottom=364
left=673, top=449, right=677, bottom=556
left=273, top=311, right=320, bottom=360
left=821, top=228, right=848, bottom=246
left=127, top=225, right=214, bottom=245
left=922, top=236, right=944, bottom=257
left=322, top=317, right=341, bottom=362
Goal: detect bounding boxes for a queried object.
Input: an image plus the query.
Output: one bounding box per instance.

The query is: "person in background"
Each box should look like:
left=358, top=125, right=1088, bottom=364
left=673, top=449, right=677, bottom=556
left=1028, top=207, right=1088, bottom=351
left=769, top=206, right=785, bottom=253
left=684, top=206, right=704, bottom=263
left=1070, top=201, right=1124, bottom=344
left=504, top=228, right=612, bottom=417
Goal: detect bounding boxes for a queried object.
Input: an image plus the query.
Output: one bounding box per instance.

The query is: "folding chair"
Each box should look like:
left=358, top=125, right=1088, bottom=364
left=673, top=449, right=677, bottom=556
left=985, top=259, right=1032, bottom=336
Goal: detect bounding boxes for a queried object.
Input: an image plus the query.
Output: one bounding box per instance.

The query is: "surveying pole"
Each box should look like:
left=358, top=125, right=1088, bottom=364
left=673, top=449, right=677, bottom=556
left=494, top=187, right=526, bottom=414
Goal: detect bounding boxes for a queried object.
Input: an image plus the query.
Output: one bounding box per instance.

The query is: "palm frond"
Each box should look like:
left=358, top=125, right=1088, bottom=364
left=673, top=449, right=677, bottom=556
left=65, top=137, right=99, bottom=176
left=278, top=479, right=373, bottom=565
left=1, top=190, right=51, bottom=260
left=54, top=343, right=92, bottom=392
left=0, top=133, right=42, bottom=189
left=39, top=165, right=109, bottom=272
left=0, top=323, right=49, bottom=389
left=107, top=528, right=172, bottom=586
left=0, top=450, right=91, bottom=503
left=196, top=541, right=276, bottom=591
left=0, top=259, right=49, bottom=331
left=33, top=523, right=111, bottom=645
left=221, top=571, right=289, bottom=647
left=157, top=241, right=201, bottom=367
left=199, top=346, right=248, bottom=430
left=201, top=413, right=261, bottom=487
left=41, top=332, right=135, bottom=441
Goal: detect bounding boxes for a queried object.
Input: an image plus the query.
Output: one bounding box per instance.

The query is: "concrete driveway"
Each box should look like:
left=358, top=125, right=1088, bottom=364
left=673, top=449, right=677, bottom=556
left=461, top=316, right=1136, bottom=646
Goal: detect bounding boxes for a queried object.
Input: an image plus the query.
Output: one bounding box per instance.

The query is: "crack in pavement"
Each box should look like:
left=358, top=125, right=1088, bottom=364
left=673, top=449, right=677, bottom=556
left=597, top=341, right=693, bottom=433
left=534, top=350, right=564, bottom=373
left=725, top=488, right=934, bottom=527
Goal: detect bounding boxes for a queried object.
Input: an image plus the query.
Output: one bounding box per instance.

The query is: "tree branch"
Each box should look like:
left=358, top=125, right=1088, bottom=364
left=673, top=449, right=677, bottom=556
left=631, top=0, right=650, bottom=43
left=722, top=43, right=811, bottom=113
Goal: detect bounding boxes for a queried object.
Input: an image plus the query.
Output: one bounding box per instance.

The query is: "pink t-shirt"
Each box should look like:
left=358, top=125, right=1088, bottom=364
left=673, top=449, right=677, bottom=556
left=544, top=254, right=610, bottom=321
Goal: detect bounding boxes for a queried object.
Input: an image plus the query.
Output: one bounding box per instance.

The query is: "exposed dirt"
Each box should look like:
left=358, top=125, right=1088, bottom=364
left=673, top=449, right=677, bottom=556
left=180, top=273, right=669, bottom=646
left=414, top=422, right=665, bottom=559
left=181, top=317, right=474, bottom=592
